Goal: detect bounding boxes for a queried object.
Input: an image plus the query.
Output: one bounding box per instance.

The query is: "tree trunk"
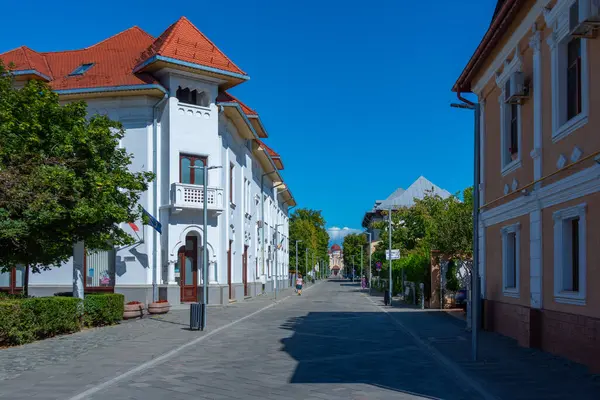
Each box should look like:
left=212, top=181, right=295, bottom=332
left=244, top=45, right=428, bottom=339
left=23, top=265, right=29, bottom=297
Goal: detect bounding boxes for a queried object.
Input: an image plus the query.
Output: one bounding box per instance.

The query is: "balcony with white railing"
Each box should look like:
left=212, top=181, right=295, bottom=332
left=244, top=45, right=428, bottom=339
left=171, top=183, right=224, bottom=213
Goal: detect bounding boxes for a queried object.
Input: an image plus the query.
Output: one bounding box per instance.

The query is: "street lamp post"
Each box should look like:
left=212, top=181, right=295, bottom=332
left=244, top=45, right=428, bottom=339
left=388, top=206, right=393, bottom=306
left=274, top=223, right=284, bottom=300
left=365, top=232, right=372, bottom=295
left=351, top=255, right=355, bottom=283
left=451, top=98, right=481, bottom=361
left=305, top=248, right=308, bottom=282
left=360, top=246, right=364, bottom=290
left=190, top=164, right=222, bottom=330
left=295, top=240, right=303, bottom=289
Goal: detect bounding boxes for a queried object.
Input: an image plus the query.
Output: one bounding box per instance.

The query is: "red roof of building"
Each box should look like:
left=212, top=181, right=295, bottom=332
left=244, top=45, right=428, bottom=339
left=256, top=139, right=284, bottom=170
left=138, top=17, right=245, bottom=76
left=1, top=46, right=53, bottom=78
left=0, top=18, right=246, bottom=93
left=216, top=92, right=257, bottom=116
left=331, top=244, right=341, bottom=252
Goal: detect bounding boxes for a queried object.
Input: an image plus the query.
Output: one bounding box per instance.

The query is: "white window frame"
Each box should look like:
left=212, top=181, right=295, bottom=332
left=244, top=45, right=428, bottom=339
left=495, top=50, right=523, bottom=176
left=501, top=222, right=520, bottom=297
left=545, top=0, right=589, bottom=143
left=553, top=203, right=586, bottom=305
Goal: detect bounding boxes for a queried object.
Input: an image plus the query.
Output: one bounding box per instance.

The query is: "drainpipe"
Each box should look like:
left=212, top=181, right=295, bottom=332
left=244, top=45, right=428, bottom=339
left=261, top=170, right=278, bottom=285
left=152, top=93, right=168, bottom=303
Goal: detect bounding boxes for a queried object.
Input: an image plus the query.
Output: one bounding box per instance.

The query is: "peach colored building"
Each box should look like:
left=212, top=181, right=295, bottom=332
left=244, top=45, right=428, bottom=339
left=453, top=0, right=600, bottom=372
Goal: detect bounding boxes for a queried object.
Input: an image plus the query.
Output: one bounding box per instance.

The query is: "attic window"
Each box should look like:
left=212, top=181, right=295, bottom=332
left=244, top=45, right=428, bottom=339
left=69, top=63, right=94, bottom=76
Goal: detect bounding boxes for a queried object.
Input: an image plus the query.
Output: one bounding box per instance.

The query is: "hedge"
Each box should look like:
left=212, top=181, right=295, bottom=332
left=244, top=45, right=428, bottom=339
left=83, top=293, right=124, bottom=327
left=0, top=293, right=125, bottom=346
left=0, top=297, right=81, bottom=346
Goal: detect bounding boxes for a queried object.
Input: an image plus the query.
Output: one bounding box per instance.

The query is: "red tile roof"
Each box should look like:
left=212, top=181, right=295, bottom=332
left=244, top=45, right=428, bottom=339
left=0, top=18, right=245, bottom=93
left=256, top=139, right=284, bottom=170
left=1, top=46, right=53, bottom=78
left=138, top=17, right=246, bottom=77
left=216, top=92, right=257, bottom=116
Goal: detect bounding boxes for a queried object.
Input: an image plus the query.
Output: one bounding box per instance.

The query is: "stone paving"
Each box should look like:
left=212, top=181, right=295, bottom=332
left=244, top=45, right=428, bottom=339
left=0, top=280, right=599, bottom=399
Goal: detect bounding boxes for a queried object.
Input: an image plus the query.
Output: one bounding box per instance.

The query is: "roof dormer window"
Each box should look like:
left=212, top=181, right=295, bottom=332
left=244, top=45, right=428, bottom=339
left=69, top=63, right=94, bottom=76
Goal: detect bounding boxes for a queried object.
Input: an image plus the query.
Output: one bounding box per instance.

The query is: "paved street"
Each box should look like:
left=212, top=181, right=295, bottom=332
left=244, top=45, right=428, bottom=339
left=1, top=280, right=600, bottom=400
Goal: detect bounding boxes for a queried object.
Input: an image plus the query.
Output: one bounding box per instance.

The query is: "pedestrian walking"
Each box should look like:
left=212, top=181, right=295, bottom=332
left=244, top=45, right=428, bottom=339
left=361, top=276, right=366, bottom=290
left=296, top=274, right=303, bottom=296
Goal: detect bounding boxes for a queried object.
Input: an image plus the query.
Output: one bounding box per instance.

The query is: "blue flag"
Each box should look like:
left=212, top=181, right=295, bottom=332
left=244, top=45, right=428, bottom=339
left=142, top=208, right=162, bottom=234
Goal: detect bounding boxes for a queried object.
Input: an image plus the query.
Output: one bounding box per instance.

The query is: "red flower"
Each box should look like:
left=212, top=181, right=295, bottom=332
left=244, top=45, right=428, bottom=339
left=126, top=301, right=142, bottom=305
left=155, top=300, right=169, bottom=304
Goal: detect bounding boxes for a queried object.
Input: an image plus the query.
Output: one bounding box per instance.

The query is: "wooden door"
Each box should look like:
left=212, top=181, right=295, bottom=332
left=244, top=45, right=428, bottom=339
left=180, top=236, right=198, bottom=302
left=227, top=240, right=233, bottom=300
left=243, top=246, right=249, bottom=296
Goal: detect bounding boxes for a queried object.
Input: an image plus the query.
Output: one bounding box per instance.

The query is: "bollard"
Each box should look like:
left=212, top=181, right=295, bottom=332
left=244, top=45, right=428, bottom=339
left=190, top=303, right=205, bottom=331
left=419, top=283, right=425, bottom=309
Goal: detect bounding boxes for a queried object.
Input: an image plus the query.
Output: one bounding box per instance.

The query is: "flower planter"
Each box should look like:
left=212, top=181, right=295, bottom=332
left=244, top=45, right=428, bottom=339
left=123, top=302, right=144, bottom=319
left=148, top=301, right=170, bottom=315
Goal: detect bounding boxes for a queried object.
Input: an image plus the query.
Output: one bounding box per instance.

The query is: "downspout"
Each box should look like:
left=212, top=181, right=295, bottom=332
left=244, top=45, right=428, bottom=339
left=152, top=93, right=168, bottom=303
left=261, top=170, right=278, bottom=285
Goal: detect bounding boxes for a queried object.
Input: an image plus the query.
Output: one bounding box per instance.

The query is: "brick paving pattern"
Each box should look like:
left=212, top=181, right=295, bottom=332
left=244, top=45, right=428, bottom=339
left=0, top=280, right=598, bottom=399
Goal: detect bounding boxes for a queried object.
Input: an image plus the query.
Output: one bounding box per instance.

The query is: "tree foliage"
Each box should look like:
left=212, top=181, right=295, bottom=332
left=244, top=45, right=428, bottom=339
left=0, top=62, right=154, bottom=273
left=371, top=188, right=473, bottom=294
left=289, top=208, right=329, bottom=273
left=342, top=233, right=366, bottom=275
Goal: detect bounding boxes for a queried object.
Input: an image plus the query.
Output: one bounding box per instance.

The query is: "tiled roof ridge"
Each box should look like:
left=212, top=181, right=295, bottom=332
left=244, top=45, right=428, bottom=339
left=179, top=16, right=245, bottom=74
left=41, top=26, right=150, bottom=55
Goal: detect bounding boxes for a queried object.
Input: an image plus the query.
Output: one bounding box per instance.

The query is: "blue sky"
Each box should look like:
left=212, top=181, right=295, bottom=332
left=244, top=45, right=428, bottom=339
left=1, top=0, right=496, bottom=242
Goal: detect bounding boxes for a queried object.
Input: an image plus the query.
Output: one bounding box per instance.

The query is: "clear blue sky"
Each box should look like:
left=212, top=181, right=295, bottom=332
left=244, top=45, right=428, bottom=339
left=1, top=0, right=496, bottom=236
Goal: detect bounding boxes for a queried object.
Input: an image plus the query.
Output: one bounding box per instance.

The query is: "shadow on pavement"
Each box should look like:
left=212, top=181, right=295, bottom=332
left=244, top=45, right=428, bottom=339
left=278, top=311, right=475, bottom=399
left=278, top=306, right=600, bottom=399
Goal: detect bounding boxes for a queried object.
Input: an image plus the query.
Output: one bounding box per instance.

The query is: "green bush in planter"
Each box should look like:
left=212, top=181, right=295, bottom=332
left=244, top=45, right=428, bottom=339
left=0, top=297, right=82, bottom=346
left=83, top=293, right=124, bottom=327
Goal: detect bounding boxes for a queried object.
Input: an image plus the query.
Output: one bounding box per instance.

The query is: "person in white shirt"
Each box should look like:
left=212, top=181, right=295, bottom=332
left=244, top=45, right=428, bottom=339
left=296, top=274, right=303, bottom=296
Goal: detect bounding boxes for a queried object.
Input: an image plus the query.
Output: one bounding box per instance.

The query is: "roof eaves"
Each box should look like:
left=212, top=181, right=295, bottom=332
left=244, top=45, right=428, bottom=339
left=248, top=115, right=269, bottom=138
left=55, top=83, right=168, bottom=96
left=9, top=69, right=52, bottom=81
left=452, top=0, right=524, bottom=93
left=134, top=54, right=249, bottom=81
left=217, top=101, right=260, bottom=140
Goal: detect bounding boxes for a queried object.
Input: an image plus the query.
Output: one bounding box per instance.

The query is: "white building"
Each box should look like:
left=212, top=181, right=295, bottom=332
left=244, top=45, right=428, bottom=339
left=0, top=17, right=295, bottom=304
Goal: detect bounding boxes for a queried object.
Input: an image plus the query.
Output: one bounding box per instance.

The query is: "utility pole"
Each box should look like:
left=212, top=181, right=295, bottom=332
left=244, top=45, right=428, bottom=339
left=388, top=206, right=393, bottom=305
left=305, top=248, right=308, bottom=281
left=360, top=245, right=363, bottom=290
left=295, top=240, right=303, bottom=288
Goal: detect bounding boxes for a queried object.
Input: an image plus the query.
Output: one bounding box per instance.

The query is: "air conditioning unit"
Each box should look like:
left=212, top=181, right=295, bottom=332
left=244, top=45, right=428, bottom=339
left=570, top=0, right=600, bottom=37
left=504, top=72, right=527, bottom=104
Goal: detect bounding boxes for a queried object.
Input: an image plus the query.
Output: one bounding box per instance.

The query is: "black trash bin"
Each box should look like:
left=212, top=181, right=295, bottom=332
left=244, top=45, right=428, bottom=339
left=384, top=290, right=390, bottom=306
left=190, top=303, right=205, bottom=331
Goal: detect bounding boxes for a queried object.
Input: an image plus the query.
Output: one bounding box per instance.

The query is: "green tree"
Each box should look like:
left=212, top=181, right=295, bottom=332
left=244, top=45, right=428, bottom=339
left=289, top=208, right=329, bottom=276
left=342, top=233, right=366, bottom=276
left=0, top=62, right=154, bottom=293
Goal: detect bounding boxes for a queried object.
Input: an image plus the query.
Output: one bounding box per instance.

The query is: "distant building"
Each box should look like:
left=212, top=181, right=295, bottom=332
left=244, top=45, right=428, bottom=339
left=328, top=244, right=343, bottom=276
left=362, top=176, right=452, bottom=249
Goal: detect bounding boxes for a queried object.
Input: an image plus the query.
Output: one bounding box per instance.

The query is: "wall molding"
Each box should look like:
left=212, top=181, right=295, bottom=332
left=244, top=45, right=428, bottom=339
left=481, top=164, right=600, bottom=227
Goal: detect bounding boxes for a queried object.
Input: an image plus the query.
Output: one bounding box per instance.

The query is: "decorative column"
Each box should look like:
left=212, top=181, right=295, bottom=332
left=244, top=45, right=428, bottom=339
left=529, top=27, right=543, bottom=186
left=167, top=259, right=176, bottom=285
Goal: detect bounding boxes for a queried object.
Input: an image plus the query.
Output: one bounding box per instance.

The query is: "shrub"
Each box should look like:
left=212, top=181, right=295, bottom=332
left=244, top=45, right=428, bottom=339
left=0, top=297, right=82, bottom=346
left=83, top=293, right=124, bottom=327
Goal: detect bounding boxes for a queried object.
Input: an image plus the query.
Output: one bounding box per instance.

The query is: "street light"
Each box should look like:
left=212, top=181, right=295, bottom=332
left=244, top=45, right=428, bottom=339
left=295, top=240, right=303, bottom=289
left=365, top=232, right=372, bottom=295
left=451, top=98, right=481, bottom=361
left=274, top=223, right=284, bottom=300
left=190, top=164, right=222, bottom=330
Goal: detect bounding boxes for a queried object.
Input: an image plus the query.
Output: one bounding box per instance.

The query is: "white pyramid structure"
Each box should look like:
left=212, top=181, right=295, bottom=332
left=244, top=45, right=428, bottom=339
left=377, top=176, right=452, bottom=210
